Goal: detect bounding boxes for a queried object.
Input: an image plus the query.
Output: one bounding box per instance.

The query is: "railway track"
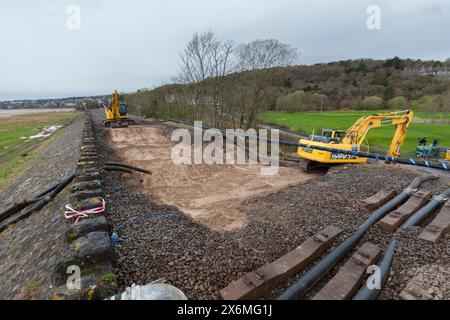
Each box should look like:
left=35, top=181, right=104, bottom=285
left=219, top=174, right=450, bottom=300
left=88, top=109, right=449, bottom=300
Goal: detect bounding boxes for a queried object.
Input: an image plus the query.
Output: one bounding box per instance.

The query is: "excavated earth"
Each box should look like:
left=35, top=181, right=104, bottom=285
left=94, top=118, right=450, bottom=300
left=106, top=125, right=316, bottom=231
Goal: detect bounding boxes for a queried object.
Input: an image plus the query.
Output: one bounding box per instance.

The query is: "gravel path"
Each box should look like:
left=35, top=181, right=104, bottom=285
left=0, top=116, right=83, bottom=299
left=95, top=118, right=450, bottom=300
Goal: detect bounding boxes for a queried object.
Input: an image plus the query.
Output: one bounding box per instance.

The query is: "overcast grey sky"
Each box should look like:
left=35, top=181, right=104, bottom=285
left=1, top=0, right=449, bottom=100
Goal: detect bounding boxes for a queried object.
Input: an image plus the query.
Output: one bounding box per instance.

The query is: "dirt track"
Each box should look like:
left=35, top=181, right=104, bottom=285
left=107, top=125, right=316, bottom=230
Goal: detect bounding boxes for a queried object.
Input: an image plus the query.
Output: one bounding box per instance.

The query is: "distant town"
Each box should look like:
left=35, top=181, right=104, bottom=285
left=0, top=96, right=107, bottom=109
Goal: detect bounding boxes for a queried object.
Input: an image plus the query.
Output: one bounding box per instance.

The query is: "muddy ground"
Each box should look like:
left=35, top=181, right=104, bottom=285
left=94, top=115, right=449, bottom=300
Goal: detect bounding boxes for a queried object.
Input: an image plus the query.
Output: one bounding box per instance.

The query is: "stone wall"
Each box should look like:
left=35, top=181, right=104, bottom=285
left=50, top=113, right=118, bottom=300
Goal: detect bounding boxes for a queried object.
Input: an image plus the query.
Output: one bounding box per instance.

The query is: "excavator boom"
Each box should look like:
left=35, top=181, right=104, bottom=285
left=297, top=110, right=414, bottom=172
left=341, top=110, right=413, bottom=157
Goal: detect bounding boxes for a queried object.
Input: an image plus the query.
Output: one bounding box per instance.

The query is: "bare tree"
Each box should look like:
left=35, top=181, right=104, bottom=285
left=209, top=39, right=235, bottom=127
left=233, top=39, right=298, bottom=128
left=176, top=34, right=297, bottom=128
left=176, top=31, right=235, bottom=125
left=442, top=91, right=450, bottom=124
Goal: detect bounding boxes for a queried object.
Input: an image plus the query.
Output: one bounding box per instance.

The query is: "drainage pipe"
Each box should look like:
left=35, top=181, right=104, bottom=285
left=103, top=166, right=134, bottom=174
left=277, top=174, right=437, bottom=300
left=401, top=188, right=450, bottom=228
left=103, top=162, right=152, bottom=175
left=0, top=197, right=43, bottom=223
left=352, top=237, right=396, bottom=300
left=0, top=173, right=76, bottom=223
left=0, top=173, right=76, bottom=233
left=353, top=187, right=449, bottom=300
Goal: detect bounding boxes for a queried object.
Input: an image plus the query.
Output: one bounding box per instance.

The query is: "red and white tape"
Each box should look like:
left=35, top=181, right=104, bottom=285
left=64, top=197, right=106, bottom=223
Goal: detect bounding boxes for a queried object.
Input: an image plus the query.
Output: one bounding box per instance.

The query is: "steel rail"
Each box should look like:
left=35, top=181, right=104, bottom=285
left=276, top=174, right=437, bottom=300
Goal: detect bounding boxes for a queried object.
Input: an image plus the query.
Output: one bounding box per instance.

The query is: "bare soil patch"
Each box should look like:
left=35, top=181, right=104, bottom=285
left=106, top=125, right=316, bottom=231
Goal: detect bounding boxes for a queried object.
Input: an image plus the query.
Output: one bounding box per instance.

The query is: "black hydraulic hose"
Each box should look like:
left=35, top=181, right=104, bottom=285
left=277, top=174, right=437, bottom=300
left=401, top=188, right=450, bottom=228
left=166, top=116, right=449, bottom=172
left=352, top=237, right=397, bottom=300
left=0, top=173, right=76, bottom=233
left=0, top=173, right=76, bottom=222
left=103, top=162, right=152, bottom=175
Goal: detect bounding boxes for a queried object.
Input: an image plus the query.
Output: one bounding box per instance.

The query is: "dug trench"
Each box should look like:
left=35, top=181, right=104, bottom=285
left=93, top=117, right=450, bottom=300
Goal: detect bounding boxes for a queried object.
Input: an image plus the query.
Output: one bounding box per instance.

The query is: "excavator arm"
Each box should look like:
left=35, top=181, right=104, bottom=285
left=341, top=110, right=413, bottom=156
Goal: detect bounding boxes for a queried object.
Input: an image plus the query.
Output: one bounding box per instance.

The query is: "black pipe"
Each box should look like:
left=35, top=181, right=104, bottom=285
left=166, top=116, right=449, bottom=171
left=0, top=197, right=43, bottom=223
left=103, top=165, right=134, bottom=174
left=277, top=174, right=437, bottom=300
left=34, top=178, right=66, bottom=198
left=103, top=162, right=152, bottom=175
left=0, top=173, right=77, bottom=222
left=352, top=237, right=397, bottom=300
left=0, top=173, right=76, bottom=233
left=401, top=188, right=450, bottom=228
left=352, top=187, right=449, bottom=300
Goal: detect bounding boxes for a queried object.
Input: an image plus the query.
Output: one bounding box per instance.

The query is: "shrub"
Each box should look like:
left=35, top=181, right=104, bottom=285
left=361, top=96, right=383, bottom=109
left=387, top=96, right=407, bottom=109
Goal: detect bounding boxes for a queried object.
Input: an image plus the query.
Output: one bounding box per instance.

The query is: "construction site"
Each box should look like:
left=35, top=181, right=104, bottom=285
left=0, top=1, right=449, bottom=308
left=0, top=96, right=448, bottom=301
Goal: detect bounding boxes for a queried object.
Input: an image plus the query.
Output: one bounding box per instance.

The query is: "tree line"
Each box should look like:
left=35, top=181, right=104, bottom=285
left=124, top=32, right=450, bottom=127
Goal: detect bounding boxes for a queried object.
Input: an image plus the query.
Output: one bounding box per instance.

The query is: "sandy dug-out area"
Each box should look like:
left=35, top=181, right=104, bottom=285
left=107, top=125, right=317, bottom=231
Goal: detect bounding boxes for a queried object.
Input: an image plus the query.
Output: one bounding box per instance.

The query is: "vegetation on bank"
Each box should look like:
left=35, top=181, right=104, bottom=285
left=123, top=32, right=450, bottom=131
left=260, top=110, right=449, bottom=155
left=0, top=111, right=80, bottom=185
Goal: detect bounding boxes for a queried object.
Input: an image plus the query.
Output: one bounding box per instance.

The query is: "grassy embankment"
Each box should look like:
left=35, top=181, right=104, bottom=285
left=260, top=110, right=449, bottom=155
left=0, top=111, right=80, bottom=187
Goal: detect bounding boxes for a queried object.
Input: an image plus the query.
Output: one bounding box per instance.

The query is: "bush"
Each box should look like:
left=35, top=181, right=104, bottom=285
left=361, top=96, right=383, bottom=109
left=276, top=90, right=306, bottom=112
left=387, top=96, right=407, bottom=109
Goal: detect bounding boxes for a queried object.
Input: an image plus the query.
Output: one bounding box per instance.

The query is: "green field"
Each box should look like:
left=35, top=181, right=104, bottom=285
left=260, top=110, right=449, bottom=155
left=0, top=111, right=80, bottom=186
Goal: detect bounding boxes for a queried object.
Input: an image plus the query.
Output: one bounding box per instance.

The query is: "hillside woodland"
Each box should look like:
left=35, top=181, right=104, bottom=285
left=124, top=32, right=450, bottom=129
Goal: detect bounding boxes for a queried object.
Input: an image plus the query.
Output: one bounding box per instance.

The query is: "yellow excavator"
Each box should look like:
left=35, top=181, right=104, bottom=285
left=103, top=90, right=135, bottom=127
left=297, top=110, right=414, bottom=172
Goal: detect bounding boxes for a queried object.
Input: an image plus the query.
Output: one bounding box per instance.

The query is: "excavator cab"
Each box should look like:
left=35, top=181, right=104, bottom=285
left=322, top=129, right=346, bottom=143
left=119, top=102, right=128, bottom=116
left=309, top=129, right=345, bottom=144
